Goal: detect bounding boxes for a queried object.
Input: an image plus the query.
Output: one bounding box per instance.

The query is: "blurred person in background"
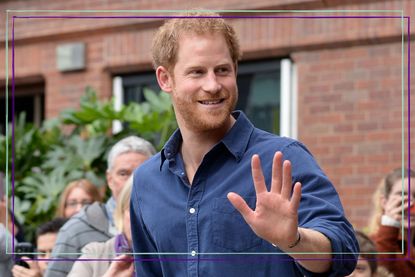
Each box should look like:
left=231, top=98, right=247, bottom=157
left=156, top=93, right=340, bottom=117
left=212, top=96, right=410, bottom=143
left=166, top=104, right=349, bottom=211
left=346, top=230, right=393, bottom=277
left=1, top=197, right=16, bottom=277
left=56, top=179, right=102, bottom=218
left=11, top=217, right=67, bottom=277
left=68, top=176, right=134, bottom=277
left=0, top=173, right=25, bottom=242
left=45, top=136, right=155, bottom=277
left=368, top=168, right=415, bottom=276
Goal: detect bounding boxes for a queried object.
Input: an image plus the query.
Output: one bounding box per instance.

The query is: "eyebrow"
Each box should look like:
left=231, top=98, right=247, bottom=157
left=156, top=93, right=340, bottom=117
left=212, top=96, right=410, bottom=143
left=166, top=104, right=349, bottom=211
left=185, top=62, right=232, bottom=69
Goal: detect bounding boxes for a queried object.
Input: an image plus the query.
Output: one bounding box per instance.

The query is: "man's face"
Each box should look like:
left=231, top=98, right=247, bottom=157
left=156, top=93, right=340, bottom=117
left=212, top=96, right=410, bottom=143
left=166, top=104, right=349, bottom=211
left=157, top=32, right=238, bottom=133
left=37, top=232, right=57, bottom=274
left=106, top=152, right=149, bottom=201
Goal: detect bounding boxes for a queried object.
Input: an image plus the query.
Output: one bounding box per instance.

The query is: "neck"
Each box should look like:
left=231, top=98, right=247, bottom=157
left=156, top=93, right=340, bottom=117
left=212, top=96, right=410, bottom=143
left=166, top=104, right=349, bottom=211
left=179, top=116, right=235, bottom=184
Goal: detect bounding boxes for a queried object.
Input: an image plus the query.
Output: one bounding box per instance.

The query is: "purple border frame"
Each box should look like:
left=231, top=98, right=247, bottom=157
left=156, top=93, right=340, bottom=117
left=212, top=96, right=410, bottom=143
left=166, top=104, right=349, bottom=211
left=9, top=14, right=411, bottom=264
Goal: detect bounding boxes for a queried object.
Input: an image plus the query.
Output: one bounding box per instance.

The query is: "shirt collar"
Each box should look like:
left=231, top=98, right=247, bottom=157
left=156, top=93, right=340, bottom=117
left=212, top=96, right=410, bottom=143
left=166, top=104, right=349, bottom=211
left=160, top=129, right=182, bottom=170
left=160, top=110, right=254, bottom=169
left=221, top=111, right=254, bottom=162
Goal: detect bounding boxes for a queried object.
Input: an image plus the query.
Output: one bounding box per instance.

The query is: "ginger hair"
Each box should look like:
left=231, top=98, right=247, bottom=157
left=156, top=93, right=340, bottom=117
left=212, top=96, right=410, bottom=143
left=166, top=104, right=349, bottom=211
left=151, top=10, right=241, bottom=71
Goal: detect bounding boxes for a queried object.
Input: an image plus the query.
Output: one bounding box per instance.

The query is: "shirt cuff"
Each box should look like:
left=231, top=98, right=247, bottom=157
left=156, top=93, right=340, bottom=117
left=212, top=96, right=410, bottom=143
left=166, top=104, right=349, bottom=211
left=381, top=215, right=401, bottom=228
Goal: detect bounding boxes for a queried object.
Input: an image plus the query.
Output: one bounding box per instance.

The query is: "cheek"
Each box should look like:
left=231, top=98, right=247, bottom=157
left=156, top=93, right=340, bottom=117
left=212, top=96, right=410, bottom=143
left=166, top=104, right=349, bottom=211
left=38, top=260, right=48, bottom=272
left=111, top=176, right=126, bottom=190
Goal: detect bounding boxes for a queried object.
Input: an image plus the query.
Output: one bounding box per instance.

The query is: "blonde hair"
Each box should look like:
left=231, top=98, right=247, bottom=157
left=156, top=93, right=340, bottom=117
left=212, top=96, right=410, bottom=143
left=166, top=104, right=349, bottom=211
left=151, top=10, right=242, bottom=71
left=56, top=179, right=102, bottom=218
left=114, top=175, right=133, bottom=233
left=368, top=168, right=415, bottom=234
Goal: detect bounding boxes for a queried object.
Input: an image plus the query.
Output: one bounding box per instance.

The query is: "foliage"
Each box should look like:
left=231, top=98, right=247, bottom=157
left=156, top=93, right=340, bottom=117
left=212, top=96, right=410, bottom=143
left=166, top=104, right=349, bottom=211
left=1, top=87, right=176, bottom=242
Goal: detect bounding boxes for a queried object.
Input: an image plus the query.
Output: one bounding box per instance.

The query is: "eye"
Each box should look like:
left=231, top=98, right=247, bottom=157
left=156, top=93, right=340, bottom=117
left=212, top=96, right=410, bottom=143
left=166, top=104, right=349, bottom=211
left=189, top=69, right=204, bottom=76
left=118, top=170, right=131, bottom=177
left=216, top=67, right=230, bottom=75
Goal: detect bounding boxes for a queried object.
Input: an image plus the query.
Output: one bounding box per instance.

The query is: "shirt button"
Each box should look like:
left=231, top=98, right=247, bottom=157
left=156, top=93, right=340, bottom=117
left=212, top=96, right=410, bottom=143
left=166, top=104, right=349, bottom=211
left=189, top=208, right=196, bottom=214
left=191, top=250, right=196, bottom=256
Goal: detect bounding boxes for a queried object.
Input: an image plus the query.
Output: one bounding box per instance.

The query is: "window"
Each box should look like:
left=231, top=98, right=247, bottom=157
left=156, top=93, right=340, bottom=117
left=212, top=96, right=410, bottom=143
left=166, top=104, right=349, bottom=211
left=113, top=58, right=296, bottom=137
left=0, top=82, right=44, bottom=135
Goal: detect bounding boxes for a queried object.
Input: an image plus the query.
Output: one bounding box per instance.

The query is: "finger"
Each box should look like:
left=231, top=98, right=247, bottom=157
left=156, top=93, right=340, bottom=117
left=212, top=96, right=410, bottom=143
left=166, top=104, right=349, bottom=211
left=270, top=152, right=283, bottom=194
left=227, top=192, right=254, bottom=225
left=290, top=182, right=302, bottom=212
left=116, top=254, right=129, bottom=260
left=12, top=265, right=28, bottom=277
left=389, top=195, right=407, bottom=210
left=12, top=266, right=21, bottom=277
left=390, top=207, right=403, bottom=221
left=281, top=160, right=293, bottom=200
left=127, top=263, right=134, bottom=273
left=251, top=155, right=267, bottom=194
left=26, top=259, right=36, bottom=266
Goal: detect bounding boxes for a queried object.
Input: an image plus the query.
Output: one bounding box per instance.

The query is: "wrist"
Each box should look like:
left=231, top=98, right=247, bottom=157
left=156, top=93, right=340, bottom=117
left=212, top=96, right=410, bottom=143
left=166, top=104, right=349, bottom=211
left=271, top=229, right=301, bottom=249
left=381, top=215, right=400, bottom=228
left=288, top=230, right=301, bottom=248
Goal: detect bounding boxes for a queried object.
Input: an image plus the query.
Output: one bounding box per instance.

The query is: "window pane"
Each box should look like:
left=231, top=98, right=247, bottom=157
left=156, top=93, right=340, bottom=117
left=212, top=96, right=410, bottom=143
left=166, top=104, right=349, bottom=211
left=236, top=60, right=281, bottom=134
left=0, top=83, right=44, bottom=135
left=122, top=73, right=159, bottom=104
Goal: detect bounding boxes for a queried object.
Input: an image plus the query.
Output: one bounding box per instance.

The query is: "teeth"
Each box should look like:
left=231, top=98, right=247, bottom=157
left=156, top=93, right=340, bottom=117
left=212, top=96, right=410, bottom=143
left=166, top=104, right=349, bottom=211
left=200, top=100, right=221, bottom=105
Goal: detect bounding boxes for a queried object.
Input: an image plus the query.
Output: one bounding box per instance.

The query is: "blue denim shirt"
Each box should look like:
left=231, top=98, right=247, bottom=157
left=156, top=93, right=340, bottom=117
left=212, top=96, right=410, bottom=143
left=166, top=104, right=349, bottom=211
left=131, top=111, right=358, bottom=277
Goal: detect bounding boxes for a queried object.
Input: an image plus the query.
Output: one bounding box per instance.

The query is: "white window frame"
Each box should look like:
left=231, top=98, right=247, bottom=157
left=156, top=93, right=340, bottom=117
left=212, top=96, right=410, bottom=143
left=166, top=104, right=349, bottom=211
left=280, top=58, right=298, bottom=139
left=112, top=76, right=123, bottom=134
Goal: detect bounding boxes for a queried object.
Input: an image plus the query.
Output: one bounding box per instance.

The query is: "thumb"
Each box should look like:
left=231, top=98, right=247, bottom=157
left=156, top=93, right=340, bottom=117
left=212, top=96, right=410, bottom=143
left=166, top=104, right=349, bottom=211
left=227, top=192, right=254, bottom=224
left=26, top=259, right=40, bottom=270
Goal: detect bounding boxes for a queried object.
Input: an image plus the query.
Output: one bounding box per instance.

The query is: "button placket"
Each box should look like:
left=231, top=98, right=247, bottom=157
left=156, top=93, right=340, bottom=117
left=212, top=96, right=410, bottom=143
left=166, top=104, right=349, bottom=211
left=186, top=184, right=203, bottom=276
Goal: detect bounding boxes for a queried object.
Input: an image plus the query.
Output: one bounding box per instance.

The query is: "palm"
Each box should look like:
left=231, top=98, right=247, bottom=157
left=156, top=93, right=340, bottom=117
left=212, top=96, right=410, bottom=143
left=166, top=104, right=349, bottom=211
left=227, top=151, right=301, bottom=249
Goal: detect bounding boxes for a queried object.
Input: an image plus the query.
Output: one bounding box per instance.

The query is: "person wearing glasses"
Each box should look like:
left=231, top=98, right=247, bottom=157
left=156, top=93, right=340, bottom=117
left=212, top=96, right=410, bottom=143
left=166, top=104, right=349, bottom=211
left=56, top=179, right=102, bottom=218
left=45, top=136, right=156, bottom=277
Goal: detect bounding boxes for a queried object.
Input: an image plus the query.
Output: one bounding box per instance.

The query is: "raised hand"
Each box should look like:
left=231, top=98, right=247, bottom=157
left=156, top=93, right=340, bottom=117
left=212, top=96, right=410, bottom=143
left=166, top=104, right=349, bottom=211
left=227, top=151, right=302, bottom=250
left=12, top=258, right=42, bottom=277
left=383, top=194, right=407, bottom=222
left=102, top=254, right=134, bottom=277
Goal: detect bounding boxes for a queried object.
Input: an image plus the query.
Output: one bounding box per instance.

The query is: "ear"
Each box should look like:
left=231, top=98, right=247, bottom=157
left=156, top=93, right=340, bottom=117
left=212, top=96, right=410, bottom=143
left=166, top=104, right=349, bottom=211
left=156, top=66, right=174, bottom=93
left=106, top=170, right=114, bottom=192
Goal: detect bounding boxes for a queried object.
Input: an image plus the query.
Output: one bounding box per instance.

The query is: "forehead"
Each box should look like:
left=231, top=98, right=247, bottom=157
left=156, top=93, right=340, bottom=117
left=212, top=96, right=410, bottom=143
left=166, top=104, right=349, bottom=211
left=112, top=152, right=148, bottom=169
left=175, top=31, right=232, bottom=67
left=37, top=233, right=57, bottom=249
left=67, top=187, right=90, bottom=200
left=390, top=177, right=415, bottom=194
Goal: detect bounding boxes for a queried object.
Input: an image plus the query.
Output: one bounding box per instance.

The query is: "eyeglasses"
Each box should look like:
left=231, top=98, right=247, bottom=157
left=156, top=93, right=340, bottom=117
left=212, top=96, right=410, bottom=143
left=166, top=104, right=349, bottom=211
left=65, top=200, right=93, bottom=209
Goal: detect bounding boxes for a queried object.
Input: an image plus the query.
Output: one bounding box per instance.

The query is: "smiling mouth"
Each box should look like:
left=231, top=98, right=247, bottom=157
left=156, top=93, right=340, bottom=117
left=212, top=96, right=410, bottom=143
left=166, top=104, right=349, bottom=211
left=198, top=99, right=225, bottom=105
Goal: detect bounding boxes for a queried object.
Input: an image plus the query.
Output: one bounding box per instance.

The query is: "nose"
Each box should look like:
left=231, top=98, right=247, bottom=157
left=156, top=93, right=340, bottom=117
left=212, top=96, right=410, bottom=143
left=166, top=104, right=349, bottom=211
left=202, top=72, right=221, bottom=94
left=74, top=204, right=83, bottom=213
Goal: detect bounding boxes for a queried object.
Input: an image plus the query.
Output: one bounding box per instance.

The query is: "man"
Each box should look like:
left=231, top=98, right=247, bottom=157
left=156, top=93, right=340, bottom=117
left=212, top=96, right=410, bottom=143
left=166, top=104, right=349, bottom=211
left=12, top=217, right=67, bottom=277
left=131, top=12, right=359, bottom=276
left=46, top=136, right=155, bottom=277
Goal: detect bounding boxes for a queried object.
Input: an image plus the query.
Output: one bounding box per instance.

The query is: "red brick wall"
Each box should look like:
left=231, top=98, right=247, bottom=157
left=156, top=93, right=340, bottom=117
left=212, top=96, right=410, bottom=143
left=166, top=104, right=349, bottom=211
left=293, top=41, right=414, bottom=228
left=1, top=0, right=414, bottom=230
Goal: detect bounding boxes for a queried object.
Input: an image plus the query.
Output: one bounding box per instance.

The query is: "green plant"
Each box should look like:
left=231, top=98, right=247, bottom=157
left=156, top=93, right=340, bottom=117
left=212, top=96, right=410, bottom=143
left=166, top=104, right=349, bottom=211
left=1, top=87, right=177, bottom=242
